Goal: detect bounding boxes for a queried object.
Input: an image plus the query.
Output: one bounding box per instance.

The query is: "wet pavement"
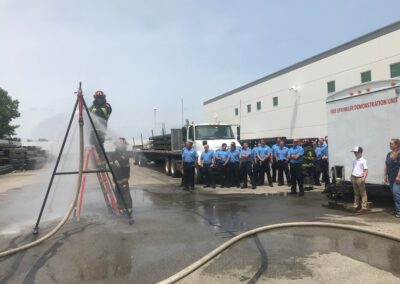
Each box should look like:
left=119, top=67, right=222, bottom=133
left=0, top=165, right=399, bottom=283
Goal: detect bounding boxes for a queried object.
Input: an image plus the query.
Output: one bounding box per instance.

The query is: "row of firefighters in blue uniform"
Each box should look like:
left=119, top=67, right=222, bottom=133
left=180, top=138, right=329, bottom=196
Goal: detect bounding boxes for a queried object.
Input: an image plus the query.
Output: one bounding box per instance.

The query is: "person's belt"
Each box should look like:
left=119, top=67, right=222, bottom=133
left=184, top=162, right=195, bottom=165
left=203, top=163, right=212, bottom=166
left=352, top=175, right=363, bottom=178
left=278, top=159, right=287, bottom=161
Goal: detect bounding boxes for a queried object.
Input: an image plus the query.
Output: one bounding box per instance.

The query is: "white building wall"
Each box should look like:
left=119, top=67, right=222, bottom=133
left=203, top=28, right=400, bottom=140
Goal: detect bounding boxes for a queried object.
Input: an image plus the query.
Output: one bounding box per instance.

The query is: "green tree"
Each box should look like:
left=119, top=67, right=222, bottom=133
left=0, top=87, right=20, bottom=138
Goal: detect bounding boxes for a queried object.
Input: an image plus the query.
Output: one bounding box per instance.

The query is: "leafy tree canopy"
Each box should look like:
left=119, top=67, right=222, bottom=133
left=0, top=87, right=20, bottom=138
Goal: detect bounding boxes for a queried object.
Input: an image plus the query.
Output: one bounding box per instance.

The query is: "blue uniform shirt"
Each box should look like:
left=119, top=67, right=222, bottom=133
left=200, top=150, right=214, bottom=165
left=229, top=149, right=240, bottom=163
left=272, top=144, right=279, bottom=156
left=288, top=146, right=304, bottom=164
left=321, top=144, right=329, bottom=159
left=240, top=148, right=252, bottom=162
left=275, top=146, right=289, bottom=161
left=215, top=149, right=230, bottom=164
left=182, top=147, right=198, bottom=164
left=258, top=145, right=272, bottom=159
left=315, top=146, right=322, bottom=160
left=251, top=147, right=259, bottom=160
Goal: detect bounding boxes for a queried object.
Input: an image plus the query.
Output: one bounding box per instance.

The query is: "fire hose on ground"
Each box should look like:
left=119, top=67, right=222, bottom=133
left=157, top=222, right=400, bottom=284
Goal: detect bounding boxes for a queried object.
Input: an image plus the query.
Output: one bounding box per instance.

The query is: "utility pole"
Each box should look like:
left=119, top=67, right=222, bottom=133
left=181, top=98, right=184, bottom=126
left=153, top=108, right=158, bottom=136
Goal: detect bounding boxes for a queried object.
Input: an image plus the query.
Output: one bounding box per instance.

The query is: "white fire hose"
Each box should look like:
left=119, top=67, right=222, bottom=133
left=157, top=221, right=400, bottom=284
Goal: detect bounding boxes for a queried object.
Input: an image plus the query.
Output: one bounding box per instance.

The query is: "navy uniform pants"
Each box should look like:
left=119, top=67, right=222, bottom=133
left=217, top=163, right=228, bottom=187
left=314, top=159, right=322, bottom=185
left=290, top=163, right=304, bottom=194
left=272, top=157, right=278, bottom=182
left=201, top=164, right=215, bottom=187
left=241, top=161, right=256, bottom=187
left=228, top=162, right=241, bottom=187
left=258, top=160, right=272, bottom=185
left=183, top=162, right=195, bottom=188
left=277, top=160, right=291, bottom=185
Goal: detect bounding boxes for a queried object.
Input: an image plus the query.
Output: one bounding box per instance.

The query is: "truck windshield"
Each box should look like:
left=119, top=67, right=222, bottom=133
left=195, top=125, right=235, bottom=140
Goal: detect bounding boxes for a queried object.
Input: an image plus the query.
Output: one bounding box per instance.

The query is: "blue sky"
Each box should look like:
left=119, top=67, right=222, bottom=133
left=1, top=0, right=399, bottom=141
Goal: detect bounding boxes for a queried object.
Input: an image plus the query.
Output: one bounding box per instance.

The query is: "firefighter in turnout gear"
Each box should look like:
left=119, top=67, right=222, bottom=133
left=110, top=138, right=134, bottom=224
left=302, top=139, right=317, bottom=191
left=89, top=90, right=112, bottom=163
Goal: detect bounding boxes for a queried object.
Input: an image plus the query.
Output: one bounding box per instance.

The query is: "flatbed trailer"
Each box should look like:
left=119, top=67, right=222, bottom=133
left=132, top=123, right=241, bottom=180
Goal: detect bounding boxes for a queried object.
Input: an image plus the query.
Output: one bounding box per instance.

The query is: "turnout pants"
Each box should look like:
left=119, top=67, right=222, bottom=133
left=272, top=157, right=278, bottom=182
left=228, top=162, right=241, bottom=187
left=302, top=166, right=315, bottom=191
left=242, top=161, right=255, bottom=187
left=277, top=160, right=291, bottom=185
left=290, top=163, right=304, bottom=194
left=115, top=181, right=133, bottom=213
left=201, top=164, right=215, bottom=187
left=183, top=162, right=195, bottom=188
left=258, top=160, right=272, bottom=185
left=351, top=176, right=368, bottom=210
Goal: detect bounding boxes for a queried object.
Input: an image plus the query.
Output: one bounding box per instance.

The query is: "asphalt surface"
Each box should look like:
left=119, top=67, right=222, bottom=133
left=0, top=164, right=399, bottom=283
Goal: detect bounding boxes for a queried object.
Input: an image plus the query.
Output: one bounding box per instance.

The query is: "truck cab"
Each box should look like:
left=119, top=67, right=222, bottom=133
left=183, top=123, right=241, bottom=157
left=132, top=122, right=241, bottom=179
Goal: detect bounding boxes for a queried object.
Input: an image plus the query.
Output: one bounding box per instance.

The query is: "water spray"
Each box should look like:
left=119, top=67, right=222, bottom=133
left=0, top=82, right=131, bottom=258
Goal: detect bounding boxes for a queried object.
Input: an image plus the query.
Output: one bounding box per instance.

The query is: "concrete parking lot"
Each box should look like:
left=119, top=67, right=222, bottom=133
left=0, top=164, right=399, bottom=283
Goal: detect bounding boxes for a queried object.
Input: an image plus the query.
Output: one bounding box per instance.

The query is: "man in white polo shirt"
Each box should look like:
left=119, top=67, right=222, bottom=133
left=351, top=146, right=369, bottom=213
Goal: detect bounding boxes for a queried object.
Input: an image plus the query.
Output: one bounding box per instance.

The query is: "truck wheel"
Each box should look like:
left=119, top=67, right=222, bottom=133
left=133, top=154, right=139, bottom=165
left=138, top=156, right=147, bottom=167
left=170, top=159, right=180, bottom=177
left=195, top=167, right=202, bottom=184
left=164, top=158, right=171, bottom=176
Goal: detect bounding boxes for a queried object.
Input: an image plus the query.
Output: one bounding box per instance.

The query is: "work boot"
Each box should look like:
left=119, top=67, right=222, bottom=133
left=128, top=213, right=134, bottom=225
left=289, top=191, right=297, bottom=195
left=251, top=185, right=256, bottom=190
left=241, top=185, right=248, bottom=189
left=269, top=183, right=273, bottom=187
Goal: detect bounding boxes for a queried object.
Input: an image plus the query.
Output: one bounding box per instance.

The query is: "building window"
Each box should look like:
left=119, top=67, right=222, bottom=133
left=361, top=70, right=371, bottom=83
left=247, top=104, right=251, bottom=113
left=390, top=62, right=400, bottom=78
left=327, top=80, right=335, bottom=93
left=256, top=101, right=261, bottom=111
left=273, top=96, right=278, bottom=107
left=234, top=108, right=238, bottom=116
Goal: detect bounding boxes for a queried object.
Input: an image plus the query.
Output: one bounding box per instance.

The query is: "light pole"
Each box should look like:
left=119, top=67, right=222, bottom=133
left=153, top=108, right=158, bottom=136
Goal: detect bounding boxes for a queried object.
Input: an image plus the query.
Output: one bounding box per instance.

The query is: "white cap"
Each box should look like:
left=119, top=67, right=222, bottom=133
left=351, top=146, right=363, bottom=153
